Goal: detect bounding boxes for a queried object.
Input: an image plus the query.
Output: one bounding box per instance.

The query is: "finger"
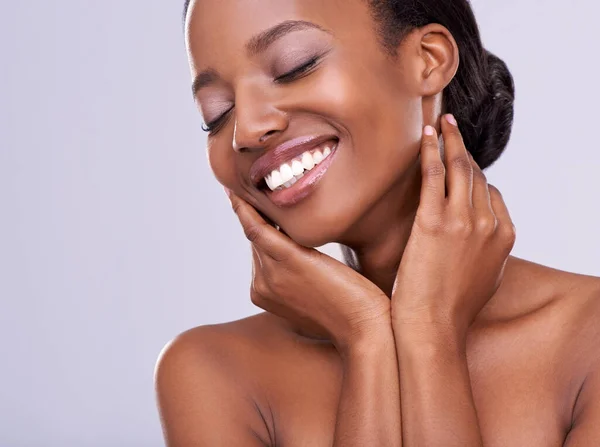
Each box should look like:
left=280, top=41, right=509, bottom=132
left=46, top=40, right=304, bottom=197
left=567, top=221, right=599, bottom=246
left=441, top=114, right=473, bottom=208
left=256, top=208, right=277, bottom=229
left=419, top=124, right=446, bottom=213
left=487, top=184, right=517, bottom=242
left=468, top=152, right=493, bottom=213
left=228, top=192, right=295, bottom=261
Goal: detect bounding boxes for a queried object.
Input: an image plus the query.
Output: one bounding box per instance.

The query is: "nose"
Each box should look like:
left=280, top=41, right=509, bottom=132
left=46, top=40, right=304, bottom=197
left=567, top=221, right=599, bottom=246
left=232, top=84, right=288, bottom=153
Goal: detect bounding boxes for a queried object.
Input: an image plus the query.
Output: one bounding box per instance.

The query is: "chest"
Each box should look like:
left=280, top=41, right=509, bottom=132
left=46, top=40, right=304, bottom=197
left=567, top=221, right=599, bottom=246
left=262, top=328, right=576, bottom=447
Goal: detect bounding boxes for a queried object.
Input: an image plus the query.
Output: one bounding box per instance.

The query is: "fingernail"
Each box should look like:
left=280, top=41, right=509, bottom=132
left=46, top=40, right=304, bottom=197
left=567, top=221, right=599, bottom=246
left=424, top=125, right=435, bottom=136
left=445, top=114, right=457, bottom=126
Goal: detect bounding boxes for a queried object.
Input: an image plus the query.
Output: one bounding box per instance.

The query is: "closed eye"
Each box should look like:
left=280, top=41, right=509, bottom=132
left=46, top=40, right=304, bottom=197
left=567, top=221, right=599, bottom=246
left=201, top=106, right=234, bottom=133
left=201, top=54, right=326, bottom=134
left=274, top=56, right=321, bottom=84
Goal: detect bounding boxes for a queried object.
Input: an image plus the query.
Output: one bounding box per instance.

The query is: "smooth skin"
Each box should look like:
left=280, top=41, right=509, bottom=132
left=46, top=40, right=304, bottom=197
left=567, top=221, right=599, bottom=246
left=155, top=0, right=600, bottom=445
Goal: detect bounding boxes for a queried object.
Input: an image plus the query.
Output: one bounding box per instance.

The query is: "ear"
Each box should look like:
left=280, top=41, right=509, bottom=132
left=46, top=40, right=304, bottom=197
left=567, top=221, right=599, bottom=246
left=415, top=23, right=459, bottom=96
left=399, top=23, right=459, bottom=128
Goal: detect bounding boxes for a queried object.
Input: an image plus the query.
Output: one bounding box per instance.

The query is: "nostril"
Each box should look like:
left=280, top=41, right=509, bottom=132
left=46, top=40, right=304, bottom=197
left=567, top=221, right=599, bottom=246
left=259, top=130, right=279, bottom=144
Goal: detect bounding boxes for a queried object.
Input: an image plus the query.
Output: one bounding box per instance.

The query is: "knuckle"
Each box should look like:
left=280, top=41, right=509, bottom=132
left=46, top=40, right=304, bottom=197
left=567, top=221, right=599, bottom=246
left=423, top=162, right=446, bottom=179
left=252, top=277, right=270, bottom=298
left=244, top=223, right=263, bottom=243
left=475, top=215, right=497, bottom=235
left=448, top=215, right=474, bottom=236
left=472, top=166, right=488, bottom=183
left=250, top=288, right=265, bottom=306
left=450, top=156, right=473, bottom=176
left=415, top=212, right=445, bottom=235
left=500, top=222, right=517, bottom=245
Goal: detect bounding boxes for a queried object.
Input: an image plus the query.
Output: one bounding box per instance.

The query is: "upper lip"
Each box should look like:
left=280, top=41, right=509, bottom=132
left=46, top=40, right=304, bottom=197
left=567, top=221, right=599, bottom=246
left=249, top=134, right=339, bottom=187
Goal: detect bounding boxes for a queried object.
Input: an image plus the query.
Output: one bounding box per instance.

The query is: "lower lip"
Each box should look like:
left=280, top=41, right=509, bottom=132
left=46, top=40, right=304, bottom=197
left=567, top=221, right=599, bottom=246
left=263, top=141, right=339, bottom=207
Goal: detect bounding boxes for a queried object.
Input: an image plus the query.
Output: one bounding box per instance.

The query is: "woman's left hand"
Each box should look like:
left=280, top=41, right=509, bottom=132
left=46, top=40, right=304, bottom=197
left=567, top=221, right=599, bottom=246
left=391, top=115, right=517, bottom=340
left=225, top=190, right=392, bottom=355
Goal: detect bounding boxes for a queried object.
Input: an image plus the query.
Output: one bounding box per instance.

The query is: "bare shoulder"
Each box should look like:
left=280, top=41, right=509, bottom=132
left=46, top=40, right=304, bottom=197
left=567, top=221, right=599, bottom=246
left=156, top=312, right=290, bottom=367
left=154, top=311, right=296, bottom=399
left=498, top=256, right=600, bottom=363
left=154, top=312, right=292, bottom=446
left=533, top=257, right=600, bottom=343
left=557, top=267, right=600, bottom=368
left=543, top=267, right=600, bottom=445
left=491, top=255, right=600, bottom=316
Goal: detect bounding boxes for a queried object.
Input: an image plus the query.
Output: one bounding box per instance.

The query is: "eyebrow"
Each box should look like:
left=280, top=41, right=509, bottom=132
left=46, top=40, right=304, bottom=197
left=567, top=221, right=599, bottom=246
left=191, top=20, right=330, bottom=96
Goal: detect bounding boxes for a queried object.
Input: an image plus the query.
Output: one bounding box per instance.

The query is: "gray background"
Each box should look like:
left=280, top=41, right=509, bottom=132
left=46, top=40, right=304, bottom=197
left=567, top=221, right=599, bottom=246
left=1, top=0, right=598, bottom=446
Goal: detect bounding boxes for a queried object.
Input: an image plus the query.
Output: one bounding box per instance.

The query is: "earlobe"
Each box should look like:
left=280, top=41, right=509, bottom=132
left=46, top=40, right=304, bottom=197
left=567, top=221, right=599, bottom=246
left=418, top=24, right=460, bottom=97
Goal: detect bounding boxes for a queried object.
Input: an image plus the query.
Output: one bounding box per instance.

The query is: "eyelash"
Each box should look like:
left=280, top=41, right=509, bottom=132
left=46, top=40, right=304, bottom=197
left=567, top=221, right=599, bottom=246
left=201, top=107, right=233, bottom=133
left=274, top=56, right=320, bottom=84
left=201, top=56, right=321, bottom=135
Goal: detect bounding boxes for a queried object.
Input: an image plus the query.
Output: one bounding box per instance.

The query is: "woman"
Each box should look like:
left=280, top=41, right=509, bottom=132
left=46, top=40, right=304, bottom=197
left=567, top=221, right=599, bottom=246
left=155, top=0, right=600, bottom=445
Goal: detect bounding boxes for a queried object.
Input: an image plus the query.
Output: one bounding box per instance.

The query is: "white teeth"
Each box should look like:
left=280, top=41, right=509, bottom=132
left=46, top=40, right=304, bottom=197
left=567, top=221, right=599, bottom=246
left=291, top=160, right=304, bottom=176
left=279, top=163, right=294, bottom=183
left=313, top=150, right=323, bottom=164
left=270, top=170, right=283, bottom=189
left=301, top=152, right=315, bottom=171
left=283, top=176, right=298, bottom=188
left=264, top=141, right=338, bottom=191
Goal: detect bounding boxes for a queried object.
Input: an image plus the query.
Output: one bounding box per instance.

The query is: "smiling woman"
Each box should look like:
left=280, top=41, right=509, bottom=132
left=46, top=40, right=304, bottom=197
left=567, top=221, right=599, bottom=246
left=155, top=1, right=600, bottom=446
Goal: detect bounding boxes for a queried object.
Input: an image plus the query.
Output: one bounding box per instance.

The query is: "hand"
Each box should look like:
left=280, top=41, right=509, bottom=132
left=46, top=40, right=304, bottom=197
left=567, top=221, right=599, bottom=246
left=391, top=115, right=516, bottom=340
left=226, top=191, right=391, bottom=355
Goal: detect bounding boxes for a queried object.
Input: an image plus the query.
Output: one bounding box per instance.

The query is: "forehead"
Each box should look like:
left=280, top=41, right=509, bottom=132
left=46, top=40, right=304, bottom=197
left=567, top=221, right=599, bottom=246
left=185, top=0, right=376, bottom=73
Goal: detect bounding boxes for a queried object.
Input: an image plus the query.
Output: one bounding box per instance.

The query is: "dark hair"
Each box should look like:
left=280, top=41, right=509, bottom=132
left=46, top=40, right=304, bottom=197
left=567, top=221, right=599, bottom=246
left=183, top=0, right=515, bottom=170
left=182, top=0, right=191, bottom=27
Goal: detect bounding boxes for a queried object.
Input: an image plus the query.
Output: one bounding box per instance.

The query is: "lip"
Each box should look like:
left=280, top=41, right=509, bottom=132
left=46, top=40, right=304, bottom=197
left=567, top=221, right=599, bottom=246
left=249, top=134, right=339, bottom=187
left=264, top=140, right=340, bottom=207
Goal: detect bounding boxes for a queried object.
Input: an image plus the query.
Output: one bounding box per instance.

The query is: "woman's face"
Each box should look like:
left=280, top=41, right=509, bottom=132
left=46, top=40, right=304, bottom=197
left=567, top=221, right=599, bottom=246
left=186, top=0, right=427, bottom=247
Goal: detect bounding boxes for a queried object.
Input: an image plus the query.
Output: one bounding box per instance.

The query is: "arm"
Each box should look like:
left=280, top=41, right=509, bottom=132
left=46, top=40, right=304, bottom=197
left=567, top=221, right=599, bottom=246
left=332, top=323, right=403, bottom=447
left=394, top=323, right=482, bottom=446
left=390, top=116, right=516, bottom=446
left=224, top=192, right=403, bottom=445
left=564, top=360, right=600, bottom=446
left=154, top=328, right=271, bottom=447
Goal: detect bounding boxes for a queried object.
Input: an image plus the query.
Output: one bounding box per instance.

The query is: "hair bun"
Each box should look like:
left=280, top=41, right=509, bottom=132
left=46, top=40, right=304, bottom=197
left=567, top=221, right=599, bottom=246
left=467, top=50, right=516, bottom=170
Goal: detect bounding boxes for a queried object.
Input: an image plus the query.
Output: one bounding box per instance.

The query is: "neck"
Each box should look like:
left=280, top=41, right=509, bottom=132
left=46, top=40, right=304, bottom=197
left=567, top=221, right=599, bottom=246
left=338, top=161, right=422, bottom=297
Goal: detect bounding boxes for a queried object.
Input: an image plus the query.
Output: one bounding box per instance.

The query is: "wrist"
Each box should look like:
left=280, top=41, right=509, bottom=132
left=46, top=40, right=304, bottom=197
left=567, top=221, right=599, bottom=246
left=337, top=318, right=395, bottom=362
left=392, top=302, right=468, bottom=336
left=392, top=315, right=466, bottom=352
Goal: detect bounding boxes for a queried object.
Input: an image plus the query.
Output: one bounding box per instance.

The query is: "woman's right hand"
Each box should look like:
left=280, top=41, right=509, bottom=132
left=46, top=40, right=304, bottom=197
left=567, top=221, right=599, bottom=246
left=226, top=190, right=391, bottom=355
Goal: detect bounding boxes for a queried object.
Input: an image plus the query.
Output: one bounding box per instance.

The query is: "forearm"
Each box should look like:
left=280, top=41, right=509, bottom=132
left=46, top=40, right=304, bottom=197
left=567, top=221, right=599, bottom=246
left=394, top=323, right=483, bottom=446
left=333, top=325, right=402, bottom=447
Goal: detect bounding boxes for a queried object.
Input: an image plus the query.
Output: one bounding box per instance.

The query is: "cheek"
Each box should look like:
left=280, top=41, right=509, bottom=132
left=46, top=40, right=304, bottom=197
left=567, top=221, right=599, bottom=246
left=308, top=59, right=420, bottom=147
left=207, top=140, right=236, bottom=188
left=314, top=61, right=422, bottom=163
left=308, top=63, right=378, bottom=129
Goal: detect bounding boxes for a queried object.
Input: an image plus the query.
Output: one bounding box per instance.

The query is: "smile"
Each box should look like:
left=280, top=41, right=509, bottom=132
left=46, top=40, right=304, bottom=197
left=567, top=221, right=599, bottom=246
left=262, top=139, right=339, bottom=207
left=264, top=140, right=335, bottom=191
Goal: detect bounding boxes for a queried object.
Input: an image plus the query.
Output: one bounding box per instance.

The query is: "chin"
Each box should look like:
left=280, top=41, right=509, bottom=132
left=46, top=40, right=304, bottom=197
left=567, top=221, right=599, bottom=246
left=277, top=206, right=356, bottom=249
left=285, top=229, right=338, bottom=249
